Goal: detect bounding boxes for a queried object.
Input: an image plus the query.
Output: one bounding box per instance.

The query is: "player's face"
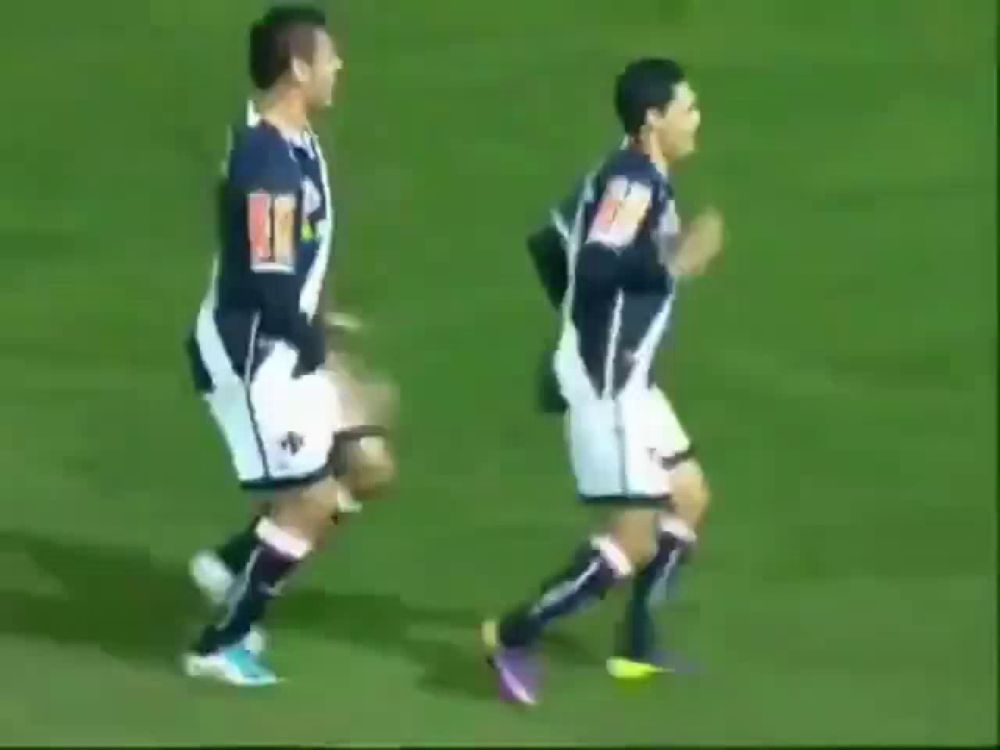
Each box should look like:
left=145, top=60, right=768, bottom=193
left=299, top=29, right=343, bottom=109
left=656, top=81, right=701, bottom=161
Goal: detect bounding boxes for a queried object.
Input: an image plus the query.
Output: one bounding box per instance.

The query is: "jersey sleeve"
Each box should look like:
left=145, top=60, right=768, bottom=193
left=576, top=174, right=667, bottom=292
left=229, top=137, right=325, bottom=373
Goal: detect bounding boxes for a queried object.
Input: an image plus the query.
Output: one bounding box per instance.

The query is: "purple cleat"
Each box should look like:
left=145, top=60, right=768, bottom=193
left=482, top=619, right=540, bottom=706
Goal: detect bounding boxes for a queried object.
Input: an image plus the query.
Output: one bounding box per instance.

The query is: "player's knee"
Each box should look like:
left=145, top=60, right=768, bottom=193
left=271, top=477, right=347, bottom=541
left=670, top=464, right=710, bottom=528
left=343, top=437, right=396, bottom=498
left=624, top=533, right=659, bottom=568
left=607, top=509, right=659, bottom=568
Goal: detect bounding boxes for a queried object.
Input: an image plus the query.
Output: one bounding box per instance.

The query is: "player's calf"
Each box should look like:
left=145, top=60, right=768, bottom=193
left=612, top=513, right=696, bottom=671
left=484, top=510, right=660, bottom=705
left=186, top=477, right=347, bottom=670
left=612, top=464, right=708, bottom=675
left=490, top=508, right=659, bottom=651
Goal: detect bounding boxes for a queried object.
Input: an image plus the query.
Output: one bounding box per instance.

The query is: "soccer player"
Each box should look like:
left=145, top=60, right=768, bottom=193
left=483, top=58, right=723, bottom=705
left=182, top=5, right=371, bottom=686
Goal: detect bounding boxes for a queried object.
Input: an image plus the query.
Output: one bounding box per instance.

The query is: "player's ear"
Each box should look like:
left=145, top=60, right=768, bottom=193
left=644, top=106, right=663, bottom=131
left=291, top=57, right=311, bottom=85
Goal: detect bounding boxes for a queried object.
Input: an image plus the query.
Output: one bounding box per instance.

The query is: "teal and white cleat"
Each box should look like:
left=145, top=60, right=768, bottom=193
left=182, top=645, right=280, bottom=687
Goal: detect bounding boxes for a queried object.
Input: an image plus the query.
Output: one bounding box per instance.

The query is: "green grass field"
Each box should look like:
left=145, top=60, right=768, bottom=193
left=0, top=0, right=996, bottom=745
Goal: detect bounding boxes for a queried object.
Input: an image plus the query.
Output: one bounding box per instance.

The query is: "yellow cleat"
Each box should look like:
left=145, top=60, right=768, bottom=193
left=481, top=618, right=500, bottom=653
left=606, top=656, right=668, bottom=680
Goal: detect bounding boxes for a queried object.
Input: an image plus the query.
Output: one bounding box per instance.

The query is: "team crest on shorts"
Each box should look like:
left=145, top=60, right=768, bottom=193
left=279, top=432, right=305, bottom=456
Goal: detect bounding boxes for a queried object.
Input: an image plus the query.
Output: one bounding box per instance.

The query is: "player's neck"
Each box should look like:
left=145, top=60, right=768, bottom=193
left=628, top=135, right=669, bottom=177
left=255, top=88, right=311, bottom=138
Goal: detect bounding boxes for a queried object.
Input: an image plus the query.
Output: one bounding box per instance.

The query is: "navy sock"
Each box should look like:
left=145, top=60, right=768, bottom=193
left=498, top=537, right=630, bottom=649
left=194, top=520, right=309, bottom=655
left=215, top=516, right=261, bottom=574
left=616, top=518, right=695, bottom=660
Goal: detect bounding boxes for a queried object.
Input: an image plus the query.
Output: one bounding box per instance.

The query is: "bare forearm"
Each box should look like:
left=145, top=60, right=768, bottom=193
left=663, top=208, right=724, bottom=278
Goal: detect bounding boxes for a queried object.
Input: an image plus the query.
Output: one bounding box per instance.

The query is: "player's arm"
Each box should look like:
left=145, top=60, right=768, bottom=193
left=575, top=176, right=664, bottom=291
left=237, top=145, right=325, bottom=373
left=662, top=207, right=724, bottom=278
left=526, top=223, right=568, bottom=309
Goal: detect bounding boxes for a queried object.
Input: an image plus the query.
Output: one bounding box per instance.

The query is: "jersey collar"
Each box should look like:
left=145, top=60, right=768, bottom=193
left=246, top=99, right=315, bottom=151
left=618, top=137, right=670, bottom=183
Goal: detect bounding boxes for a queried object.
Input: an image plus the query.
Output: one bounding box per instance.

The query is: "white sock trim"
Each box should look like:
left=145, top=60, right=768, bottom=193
left=255, top=518, right=312, bottom=560
left=659, top=515, right=697, bottom=544
left=532, top=559, right=602, bottom=615
left=591, top=535, right=634, bottom=578
left=649, top=546, right=685, bottom=606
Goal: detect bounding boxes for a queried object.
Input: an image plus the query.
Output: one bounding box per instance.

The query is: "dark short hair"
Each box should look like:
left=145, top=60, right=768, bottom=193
left=249, top=5, right=328, bottom=90
left=614, top=58, right=686, bottom=136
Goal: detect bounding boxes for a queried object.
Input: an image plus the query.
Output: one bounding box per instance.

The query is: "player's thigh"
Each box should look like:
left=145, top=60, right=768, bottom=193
left=250, top=345, right=340, bottom=482
left=616, top=389, right=677, bottom=500
left=667, top=458, right=710, bottom=527
left=204, top=381, right=270, bottom=483
left=565, top=400, right=618, bottom=496
left=566, top=397, right=670, bottom=503
left=324, top=362, right=397, bottom=496
left=644, top=388, right=709, bottom=520
left=202, top=351, right=348, bottom=536
left=335, top=434, right=396, bottom=497
left=646, top=386, right=694, bottom=467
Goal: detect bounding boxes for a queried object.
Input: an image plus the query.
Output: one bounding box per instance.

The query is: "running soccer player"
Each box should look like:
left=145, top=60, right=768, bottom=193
left=484, top=58, right=723, bottom=705
left=182, top=5, right=370, bottom=686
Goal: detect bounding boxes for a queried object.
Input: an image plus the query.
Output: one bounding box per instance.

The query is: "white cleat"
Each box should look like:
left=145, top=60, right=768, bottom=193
left=183, top=645, right=279, bottom=687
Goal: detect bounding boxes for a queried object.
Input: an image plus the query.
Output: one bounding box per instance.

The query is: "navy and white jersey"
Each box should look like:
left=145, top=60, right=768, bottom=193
left=187, top=102, right=335, bottom=393
left=532, top=147, right=679, bottom=402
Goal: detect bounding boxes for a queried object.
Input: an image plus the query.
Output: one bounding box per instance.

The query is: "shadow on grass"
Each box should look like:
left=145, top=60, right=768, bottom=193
left=0, top=530, right=597, bottom=702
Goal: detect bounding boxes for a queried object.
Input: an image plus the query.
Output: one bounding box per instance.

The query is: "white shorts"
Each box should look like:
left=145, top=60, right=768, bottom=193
left=204, top=341, right=343, bottom=490
left=565, top=386, right=693, bottom=505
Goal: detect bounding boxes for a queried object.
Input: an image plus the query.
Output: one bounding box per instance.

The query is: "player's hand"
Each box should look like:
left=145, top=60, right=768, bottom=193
left=670, top=207, right=724, bottom=278
left=334, top=485, right=364, bottom=515
left=323, top=310, right=365, bottom=355
left=323, top=311, right=364, bottom=335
